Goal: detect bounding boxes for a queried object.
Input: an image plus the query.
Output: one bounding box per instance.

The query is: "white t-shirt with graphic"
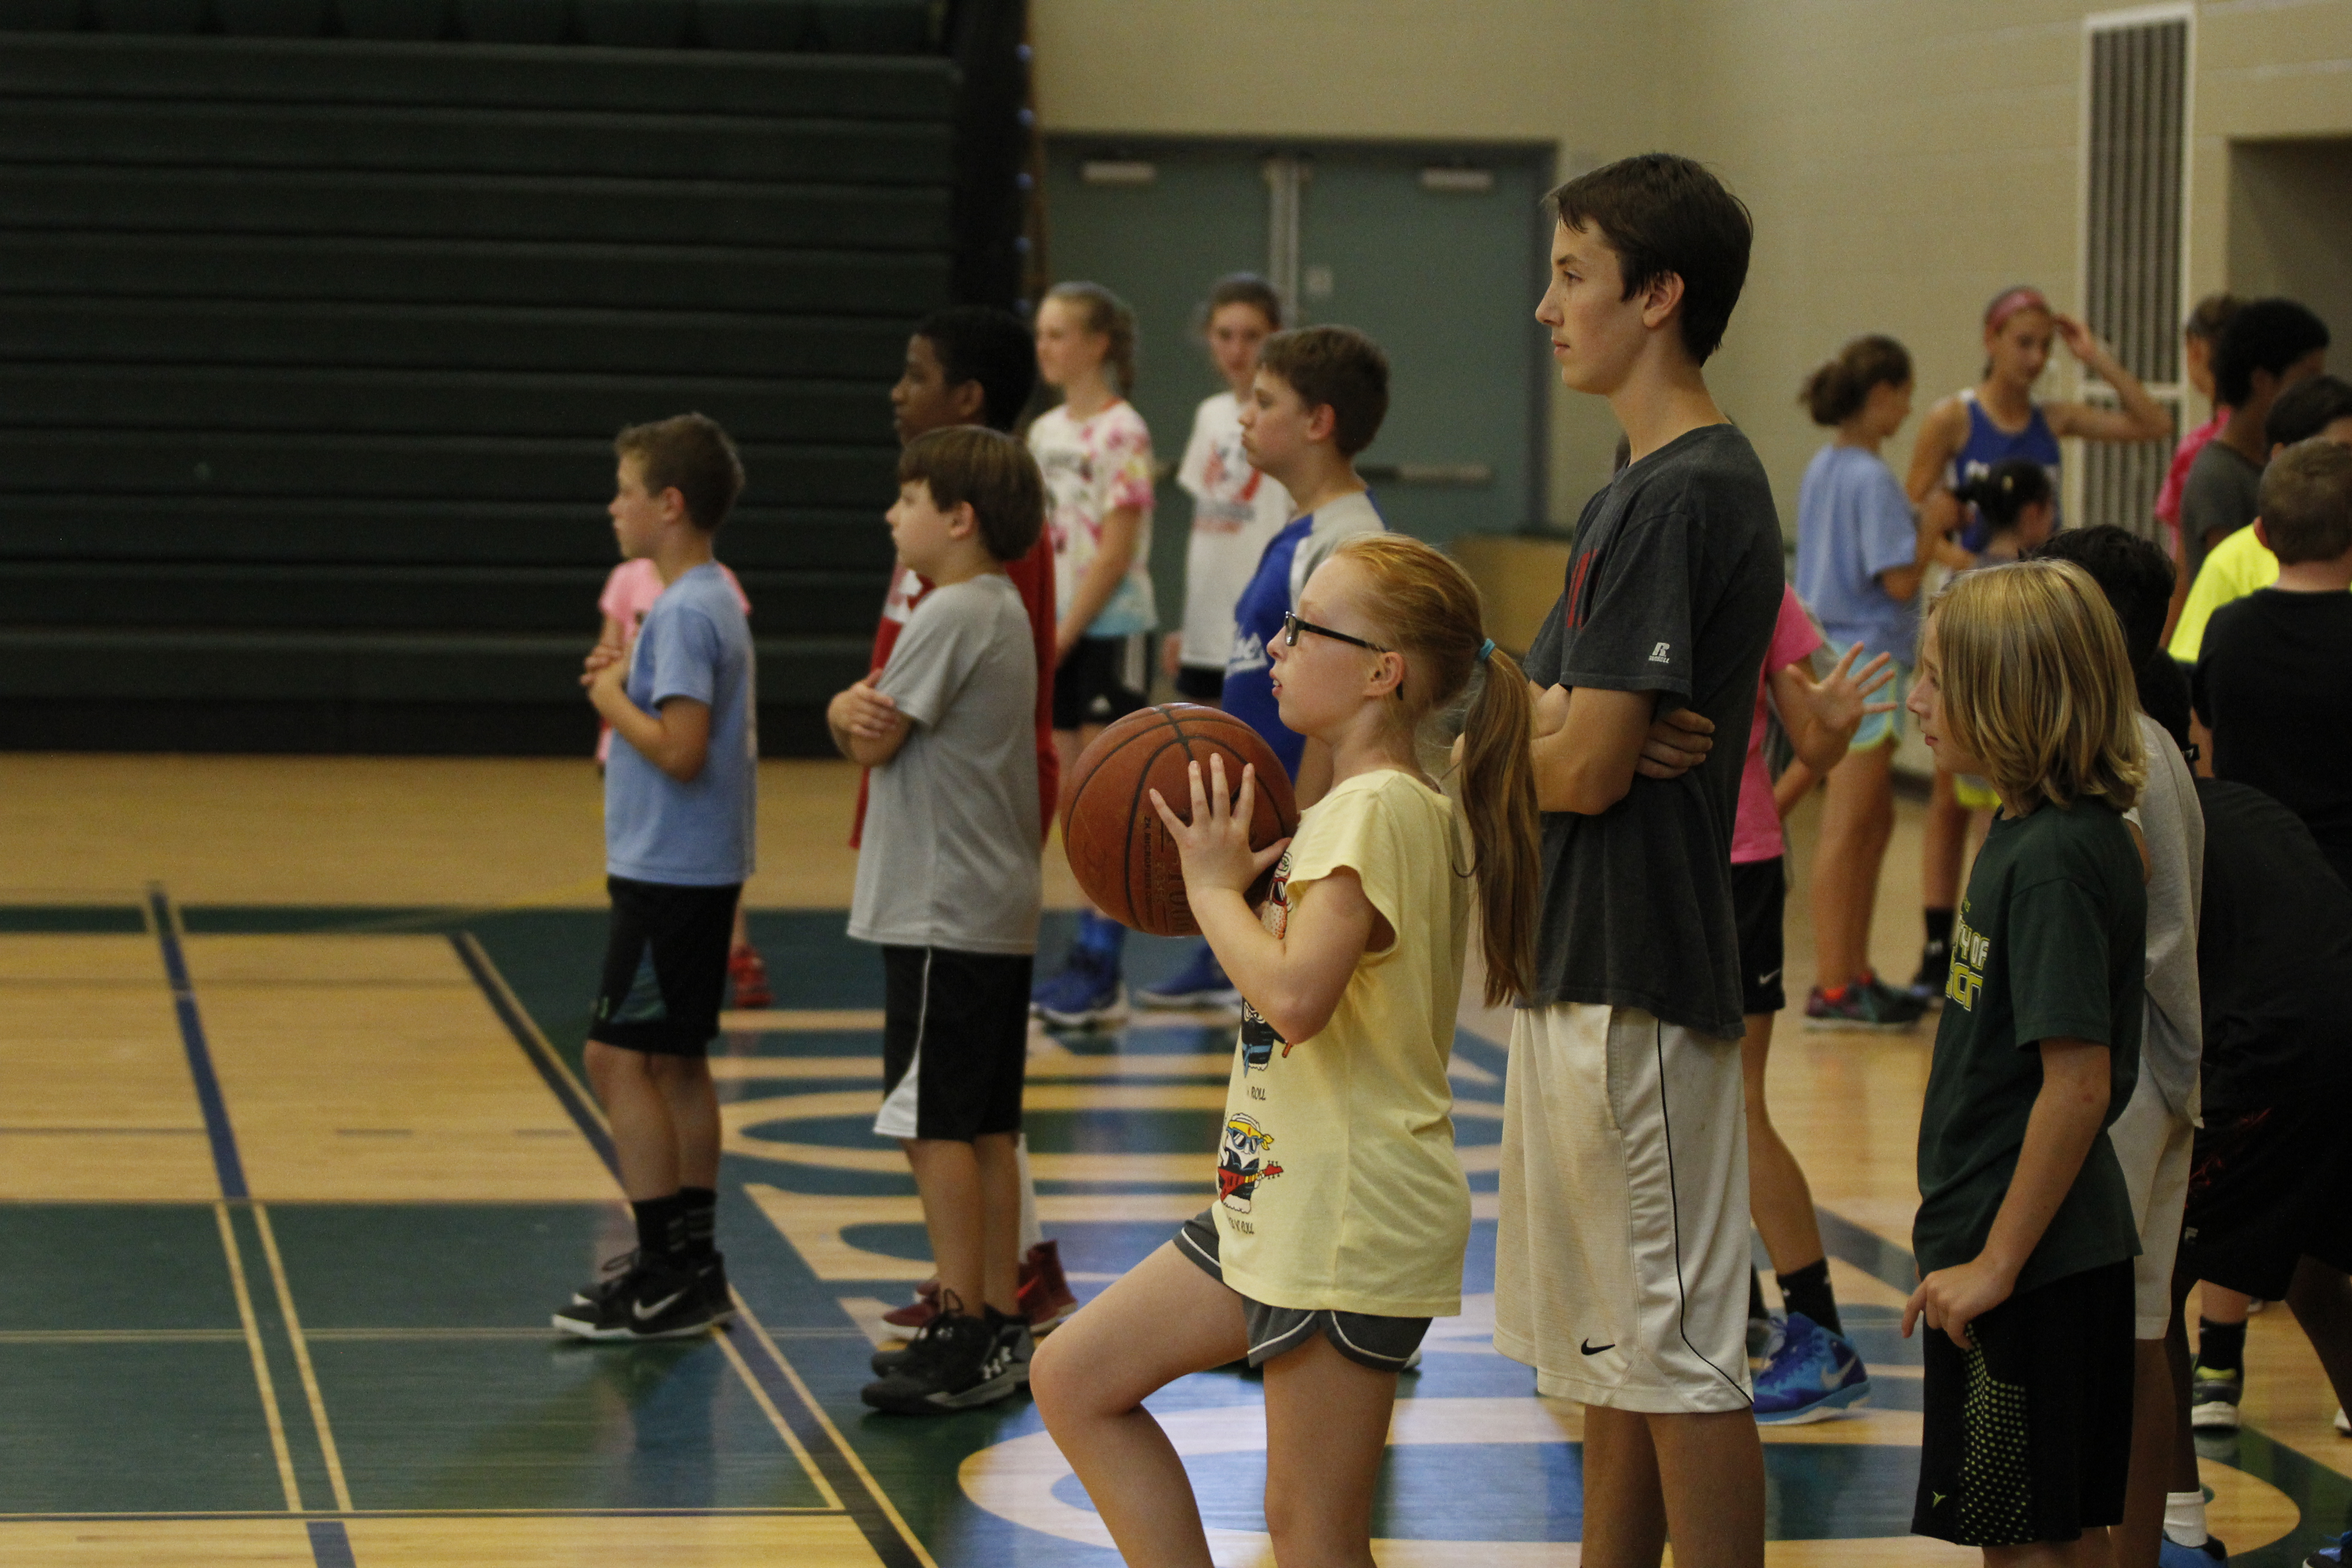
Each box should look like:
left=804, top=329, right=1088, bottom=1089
left=1028, top=399, right=1157, bottom=639
left=1175, top=392, right=1291, bottom=670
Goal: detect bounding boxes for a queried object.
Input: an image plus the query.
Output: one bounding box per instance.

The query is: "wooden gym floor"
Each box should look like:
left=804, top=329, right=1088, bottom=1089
left=0, top=752, right=2343, bottom=1566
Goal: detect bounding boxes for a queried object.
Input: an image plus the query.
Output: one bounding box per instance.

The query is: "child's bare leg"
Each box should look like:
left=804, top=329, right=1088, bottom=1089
left=1261, top=1336, right=1396, bottom=1568
left=1739, top=1011, right=1825, bottom=1274
left=1811, top=740, right=1893, bottom=988
left=650, top=1053, right=719, bottom=1190
left=1986, top=1535, right=2110, bottom=1567
left=2285, top=1256, right=2352, bottom=1413
left=2198, top=1284, right=2251, bottom=1329
left=2115, top=1338, right=2176, bottom=1566
left=1576, top=1406, right=1668, bottom=1568
left=1031, top=1242, right=1249, bottom=1568
left=974, top=1132, right=1023, bottom=1316
left=730, top=903, right=753, bottom=952
left=902, top=1138, right=985, bottom=1310
left=1650, top=1408, right=1766, bottom=1568
left=586, top=1042, right=681, bottom=1199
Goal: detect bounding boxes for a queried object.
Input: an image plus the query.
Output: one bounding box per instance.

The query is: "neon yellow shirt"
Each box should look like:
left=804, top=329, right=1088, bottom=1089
left=2170, top=526, right=2278, bottom=663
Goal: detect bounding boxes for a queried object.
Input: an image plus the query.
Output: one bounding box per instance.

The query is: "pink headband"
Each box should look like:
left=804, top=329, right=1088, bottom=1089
left=1984, top=287, right=2051, bottom=333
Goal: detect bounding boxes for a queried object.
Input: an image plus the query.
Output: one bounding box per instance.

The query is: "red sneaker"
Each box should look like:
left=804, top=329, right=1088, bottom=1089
left=728, top=946, right=773, bottom=1010
left=1018, top=1239, right=1079, bottom=1335
left=881, top=1278, right=940, bottom=1330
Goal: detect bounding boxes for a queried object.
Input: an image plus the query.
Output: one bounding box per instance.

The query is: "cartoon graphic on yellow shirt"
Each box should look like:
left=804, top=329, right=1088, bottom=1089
left=1217, top=1113, right=1282, bottom=1212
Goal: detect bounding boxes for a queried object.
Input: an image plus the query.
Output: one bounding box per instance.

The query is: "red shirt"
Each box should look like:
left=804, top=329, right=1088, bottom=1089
left=850, top=531, right=1059, bottom=847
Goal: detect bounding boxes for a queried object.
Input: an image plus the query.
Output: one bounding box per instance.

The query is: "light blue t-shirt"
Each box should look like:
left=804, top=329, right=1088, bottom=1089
left=605, top=562, right=758, bottom=886
left=1793, top=444, right=1919, bottom=667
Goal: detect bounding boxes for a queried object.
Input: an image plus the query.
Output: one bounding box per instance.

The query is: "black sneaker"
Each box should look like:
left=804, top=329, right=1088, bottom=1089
left=553, top=1254, right=714, bottom=1341
left=860, top=1298, right=1022, bottom=1414
left=872, top=1303, right=1031, bottom=1384
left=570, top=1248, right=642, bottom=1309
left=698, top=1252, right=735, bottom=1324
left=1906, top=941, right=1951, bottom=1009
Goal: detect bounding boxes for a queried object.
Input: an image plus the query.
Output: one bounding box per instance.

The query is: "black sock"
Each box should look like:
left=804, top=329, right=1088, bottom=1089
left=1778, top=1258, right=1843, bottom=1338
left=632, top=1193, right=683, bottom=1259
left=1748, top=1267, right=1767, bottom=1322
left=2197, top=1318, right=2246, bottom=1373
left=680, top=1186, right=717, bottom=1259
left=1923, top=907, right=1955, bottom=950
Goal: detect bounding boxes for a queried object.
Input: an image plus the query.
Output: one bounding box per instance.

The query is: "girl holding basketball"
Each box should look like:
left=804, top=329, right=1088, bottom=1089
left=1032, top=533, right=1538, bottom=1568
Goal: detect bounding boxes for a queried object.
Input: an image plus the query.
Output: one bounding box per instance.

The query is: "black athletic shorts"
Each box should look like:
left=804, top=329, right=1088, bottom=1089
left=1053, top=634, right=1150, bottom=731
left=874, top=946, right=1032, bottom=1142
left=1731, top=856, right=1787, bottom=1017
left=588, top=876, right=742, bottom=1056
left=1913, top=1260, right=2133, bottom=1547
left=1173, top=665, right=1225, bottom=704
left=1175, top=1210, right=1429, bottom=1371
left=2181, top=1099, right=2352, bottom=1301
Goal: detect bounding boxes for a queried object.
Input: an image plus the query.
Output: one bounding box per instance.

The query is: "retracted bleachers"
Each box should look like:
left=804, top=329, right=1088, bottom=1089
left=0, top=11, right=961, bottom=754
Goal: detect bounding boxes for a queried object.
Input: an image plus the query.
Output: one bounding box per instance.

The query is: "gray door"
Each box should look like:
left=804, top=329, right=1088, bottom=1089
left=1042, top=138, right=1553, bottom=627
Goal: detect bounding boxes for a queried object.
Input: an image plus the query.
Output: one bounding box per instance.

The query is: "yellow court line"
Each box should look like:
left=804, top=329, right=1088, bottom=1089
left=303, top=1328, right=555, bottom=1342
left=734, top=1294, right=940, bottom=1568
left=252, top=1205, right=354, bottom=1513
left=710, top=1328, right=846, bottom=1511
left=213, top=1202, right=302, bottom=1513
left=457, top=932, right=611, bottom=1137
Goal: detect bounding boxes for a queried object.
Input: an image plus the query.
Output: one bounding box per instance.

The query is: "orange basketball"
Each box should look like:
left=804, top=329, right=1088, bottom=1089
left=1060, top=704, right=1300, bottom=937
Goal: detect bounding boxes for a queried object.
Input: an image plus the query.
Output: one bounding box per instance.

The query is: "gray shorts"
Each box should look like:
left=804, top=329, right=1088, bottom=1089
left=1176, top=1210, right=1429, bottom=1372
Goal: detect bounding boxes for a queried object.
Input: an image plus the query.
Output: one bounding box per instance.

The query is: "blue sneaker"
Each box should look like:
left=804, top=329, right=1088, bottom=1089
left=1136, top=943, right=1240, bottom=1011
left=2160, top=1533, right=2227, bottom=1567
left=1752, top=1311, right=1871, bottom=1426
left=2303, top=1530, right=2349, bottom=1567
left=1032, top=947, right=1127, bottom=1030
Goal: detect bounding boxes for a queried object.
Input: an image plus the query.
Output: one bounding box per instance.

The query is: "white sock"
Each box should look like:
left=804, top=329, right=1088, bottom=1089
left=2163, top=1489, right=2208, bottom=1547
left=1015, top=1134, right=1043, bottom=1253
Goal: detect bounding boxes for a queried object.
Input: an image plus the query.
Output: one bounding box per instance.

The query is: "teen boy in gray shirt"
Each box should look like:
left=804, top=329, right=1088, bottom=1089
left=831, top=425, right=1046, bottom=1414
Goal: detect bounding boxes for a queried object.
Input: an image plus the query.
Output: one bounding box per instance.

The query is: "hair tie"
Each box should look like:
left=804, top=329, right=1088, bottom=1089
left=1476, top=638, right=1495, bottom=665
left=1984, top=286, right=2050, bottom=333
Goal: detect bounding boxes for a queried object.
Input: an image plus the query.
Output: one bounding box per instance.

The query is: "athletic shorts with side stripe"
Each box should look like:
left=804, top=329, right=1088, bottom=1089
left=1175, top=1210, right=1430, bottom=1372
left=872, top=945, right=1031, bottom=1142
left=1495, top=1002, right=1754, bottom=1413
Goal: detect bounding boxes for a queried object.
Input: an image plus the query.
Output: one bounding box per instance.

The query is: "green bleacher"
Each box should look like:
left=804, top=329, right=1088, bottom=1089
left=0, top=4, right=980, bottom=754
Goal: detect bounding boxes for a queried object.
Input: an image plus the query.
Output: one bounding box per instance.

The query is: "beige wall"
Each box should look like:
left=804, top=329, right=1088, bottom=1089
left=1034, top=0, right=2352, bottom=532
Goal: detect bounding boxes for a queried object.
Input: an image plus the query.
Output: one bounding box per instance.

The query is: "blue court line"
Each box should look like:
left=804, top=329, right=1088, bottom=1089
left=146, top=884, right=247, bottom=1199
left=306, top=1520, right=356, bottom=1568
left=448, top=930, right=928, bottom=1568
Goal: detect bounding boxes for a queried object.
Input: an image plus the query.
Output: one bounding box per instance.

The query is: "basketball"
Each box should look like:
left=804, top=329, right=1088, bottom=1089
left=1060, top=704, right=1300, bottom=937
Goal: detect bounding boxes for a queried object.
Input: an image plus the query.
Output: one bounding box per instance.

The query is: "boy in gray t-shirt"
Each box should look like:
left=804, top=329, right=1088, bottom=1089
left=826, top=426, right=1047, bottom=1415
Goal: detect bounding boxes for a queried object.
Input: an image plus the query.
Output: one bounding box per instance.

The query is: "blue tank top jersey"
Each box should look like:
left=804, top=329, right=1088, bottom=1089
left=1221, top=515, right=1318, bottom=779
left=1947, top=390, right=2062, bottom=552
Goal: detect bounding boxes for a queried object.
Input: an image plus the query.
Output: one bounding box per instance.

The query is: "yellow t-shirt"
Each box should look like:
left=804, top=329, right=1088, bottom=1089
left=2170, top=525, right=2278, bottom=662
left=1212, top=768, right=1472, bottom=1318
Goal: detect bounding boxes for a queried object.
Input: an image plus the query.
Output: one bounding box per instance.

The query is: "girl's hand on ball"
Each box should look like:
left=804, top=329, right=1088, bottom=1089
left=1149, top=755, right=1288, bottom=897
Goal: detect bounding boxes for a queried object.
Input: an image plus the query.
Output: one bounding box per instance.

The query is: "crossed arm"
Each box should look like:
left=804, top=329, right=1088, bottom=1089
left=827, top=676, right=911, bottom=768
left=583, top=643, right=710, bottom=781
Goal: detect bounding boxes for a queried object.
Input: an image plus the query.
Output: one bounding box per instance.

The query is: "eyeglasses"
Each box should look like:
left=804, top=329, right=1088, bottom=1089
left=1280, top=610, right=1388, bottom=654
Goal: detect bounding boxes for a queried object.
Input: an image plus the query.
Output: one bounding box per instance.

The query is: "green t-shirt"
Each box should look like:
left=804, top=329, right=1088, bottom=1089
left=1913, top=798, right=2145, bottom=1294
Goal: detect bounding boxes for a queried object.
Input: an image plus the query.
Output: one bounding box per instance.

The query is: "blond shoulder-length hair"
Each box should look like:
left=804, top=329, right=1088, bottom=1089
left=1928, top=558, right=2145, bottom=814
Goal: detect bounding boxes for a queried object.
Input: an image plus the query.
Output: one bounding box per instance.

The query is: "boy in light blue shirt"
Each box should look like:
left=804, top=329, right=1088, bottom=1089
left=554, top=413, right=757, bottom=1343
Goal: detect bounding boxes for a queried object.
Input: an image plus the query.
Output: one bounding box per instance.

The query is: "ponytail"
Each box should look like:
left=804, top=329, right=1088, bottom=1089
left=1798, top=333, right=1912, bottom=426
left=1954, top=458, right=2052, bottom=530
left=1046, top=280, right=1139, bottom=394
left=1457, top=645, right=1539, bottom=1004
left=1331, top=534, right=1541, bottom=1006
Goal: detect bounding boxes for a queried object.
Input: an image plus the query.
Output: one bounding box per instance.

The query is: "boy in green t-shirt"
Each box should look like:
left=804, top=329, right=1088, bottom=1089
left=1902, top=557, right=2150, bottom=1559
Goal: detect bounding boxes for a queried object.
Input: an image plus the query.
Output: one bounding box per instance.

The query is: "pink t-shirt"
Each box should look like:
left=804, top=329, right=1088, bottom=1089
left=1732, top=587, right=1825, bottom=866
left=2154, top=407, right=2228, bottom=559
left=594, top=557, right=752, bottom=763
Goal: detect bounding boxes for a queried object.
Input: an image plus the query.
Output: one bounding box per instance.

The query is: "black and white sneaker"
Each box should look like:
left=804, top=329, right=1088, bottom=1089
left=860, top=1300, right=1023, bottom=1414
left=872, top=1303, right=1031, bottom=1385
left=570, top=1248, right=643, bottom=1309
left=698, top=1252, right=736, bottom=1324
left=553, top=1254, right=714, bottom=1341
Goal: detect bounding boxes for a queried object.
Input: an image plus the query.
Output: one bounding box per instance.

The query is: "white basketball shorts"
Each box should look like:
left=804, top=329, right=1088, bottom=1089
left=2108, top=1065, right=2193, bottom=1339
left=1495, top=1002, right=1754, bottom=1413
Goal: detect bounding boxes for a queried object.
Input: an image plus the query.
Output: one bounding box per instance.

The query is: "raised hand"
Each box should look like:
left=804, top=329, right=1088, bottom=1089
left=1794, top=644, right=1896, bottom=747
left=1148, top=754, right=1288, bottom=898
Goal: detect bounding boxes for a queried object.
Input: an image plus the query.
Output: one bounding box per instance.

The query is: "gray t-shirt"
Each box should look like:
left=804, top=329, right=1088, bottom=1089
left=1520, top=424, right=1786, bottom=1039
left=849, top=573, right=1042, bottom=955
left=2180, top=439, right=2263, bottom=583
left=2131, top=712, right=2205, bottom=1119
